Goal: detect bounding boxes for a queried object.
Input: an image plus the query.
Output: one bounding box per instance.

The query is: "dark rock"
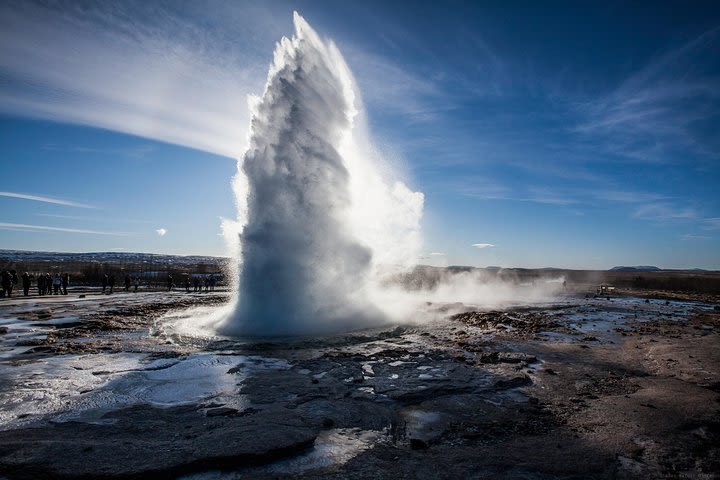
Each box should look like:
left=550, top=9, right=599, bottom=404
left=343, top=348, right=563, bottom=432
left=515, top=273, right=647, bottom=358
left=0, top=404, right=318, bottom=479
left=205, top=407, right=238, bottom=417
left=410, top=438, right=428, bottom=450
left=494, top=376, right=532, bottom=390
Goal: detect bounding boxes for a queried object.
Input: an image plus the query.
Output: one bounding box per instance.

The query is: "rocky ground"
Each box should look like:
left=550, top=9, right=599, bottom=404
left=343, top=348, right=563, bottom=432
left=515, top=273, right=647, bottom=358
left=0, top=289, right=718, bottom=479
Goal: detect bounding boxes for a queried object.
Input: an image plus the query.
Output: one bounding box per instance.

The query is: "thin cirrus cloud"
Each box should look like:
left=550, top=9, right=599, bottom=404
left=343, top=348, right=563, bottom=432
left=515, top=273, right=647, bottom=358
left=0, top=222, right=130, bottom=236
left=0, top=2, right=437, bottom=160
left=574, top=26, right=720, bottom=162
left=0, top=1, right=270, bottom=159
left=0, top=191, right=95, bottom=209
left=472, top=243, right=495, bottom=249
left=702, top=218, right=720, bottom=230
left=632, top=203, right=698, bottom=222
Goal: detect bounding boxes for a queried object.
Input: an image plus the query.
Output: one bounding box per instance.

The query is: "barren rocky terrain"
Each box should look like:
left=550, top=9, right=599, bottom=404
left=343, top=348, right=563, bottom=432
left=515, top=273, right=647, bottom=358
left=0, top=289, right=718, bottom=479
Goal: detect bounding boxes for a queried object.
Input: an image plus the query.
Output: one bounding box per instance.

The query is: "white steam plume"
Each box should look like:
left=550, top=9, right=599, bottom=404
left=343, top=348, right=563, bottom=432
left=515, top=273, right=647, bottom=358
left=163, top=14, right=561, bottom=340
left=218, top=13, right=423, bottom=336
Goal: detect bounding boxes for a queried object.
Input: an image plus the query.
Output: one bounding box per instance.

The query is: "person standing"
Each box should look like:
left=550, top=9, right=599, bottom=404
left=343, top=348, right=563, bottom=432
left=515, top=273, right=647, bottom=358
left=166, top=273, right=174, bottom=292
left=101, top=274, right=108, bottom=294
left=62, top=273, right=69, bottom=295
left=37, top=273, right=45, bottom=295
left=10, top=270, right=19, bottom=295
left=108, top=274, right=116, bottom=294
left=124, top=274, right=131, bottom=292
left=133, top=276, right=139, bottom=293
left=52, top=273, right=61, bottom=295
left=0, top=270, right=11, bottom=298
left=22, top=272, right=31, bottom=296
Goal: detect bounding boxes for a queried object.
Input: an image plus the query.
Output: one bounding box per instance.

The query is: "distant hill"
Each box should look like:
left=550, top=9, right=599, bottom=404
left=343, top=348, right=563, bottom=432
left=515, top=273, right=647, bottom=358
left=610, top=266, right=661, bottom=272
left=0, top=250, right=228, bottom=267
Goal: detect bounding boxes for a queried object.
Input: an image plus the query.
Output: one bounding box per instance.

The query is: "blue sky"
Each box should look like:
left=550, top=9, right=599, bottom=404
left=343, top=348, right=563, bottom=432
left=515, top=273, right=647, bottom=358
left=1, top=0, right=719, bottom=269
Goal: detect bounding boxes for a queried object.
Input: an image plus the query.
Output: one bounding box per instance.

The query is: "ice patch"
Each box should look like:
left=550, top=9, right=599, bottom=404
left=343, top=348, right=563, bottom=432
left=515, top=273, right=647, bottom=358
left=0, top=352, right=288, bottom=430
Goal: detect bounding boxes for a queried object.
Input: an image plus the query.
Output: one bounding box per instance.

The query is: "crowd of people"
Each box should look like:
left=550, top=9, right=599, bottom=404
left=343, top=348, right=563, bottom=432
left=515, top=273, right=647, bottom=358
left=167, top=273, right=217, bottom=293
left=1, top=270, right=70, bottom=297
left=1, top=269, right=221, bottom=298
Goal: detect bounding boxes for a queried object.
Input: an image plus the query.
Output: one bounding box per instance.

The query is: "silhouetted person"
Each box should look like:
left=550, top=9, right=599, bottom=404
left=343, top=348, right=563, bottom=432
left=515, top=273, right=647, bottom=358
left=45, top=273, right=52, bottom=295
left=124, top=274, right=131, bottom=292
left=62, top=273, right=69, bottom=295
left=37, top=273, right=45, bottom=296
left=133, top=276, right=139, bottom=292
left=193, top=276, right=200, bottom=292
left=52, top=273, right=61, bottom=295
left=11, top=270, right=19, bottom=295
left=22, top=272, right=31, bottom=296
left=166, top=274, right=174, bottom=292
left=101, top=274, right=108, bottom=294
left=108, top=275, right=116, bottom=294
left=184, top=277, right=190, bottom=293
left=1, top=270, right=11, bottom=298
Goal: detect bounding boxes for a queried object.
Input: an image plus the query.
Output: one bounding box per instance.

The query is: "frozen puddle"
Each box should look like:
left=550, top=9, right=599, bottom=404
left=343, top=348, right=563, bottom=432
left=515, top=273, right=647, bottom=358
left=0, top=352, right=288, bottom=430
left=264, top=428, right=385, bottom=474
left=541, top=296, right=717, bottom=342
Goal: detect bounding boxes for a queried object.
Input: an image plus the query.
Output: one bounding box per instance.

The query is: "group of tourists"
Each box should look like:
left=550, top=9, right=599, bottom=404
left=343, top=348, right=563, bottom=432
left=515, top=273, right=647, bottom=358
left=101, top=274, right=139, bottom=294
left=167, top=273, right=217, bottom=293
left=0, top=270, right=69, bottom=297
left=191, top=275, right=216, bottom=293
left=1, top=269, right=221, bottom=298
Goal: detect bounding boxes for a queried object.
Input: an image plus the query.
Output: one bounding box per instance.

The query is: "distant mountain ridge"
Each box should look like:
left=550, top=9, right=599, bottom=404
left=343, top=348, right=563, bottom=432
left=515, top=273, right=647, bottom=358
left=610, top=266, right=661, bottom=272
left=0, top=250, right=228, bottom=266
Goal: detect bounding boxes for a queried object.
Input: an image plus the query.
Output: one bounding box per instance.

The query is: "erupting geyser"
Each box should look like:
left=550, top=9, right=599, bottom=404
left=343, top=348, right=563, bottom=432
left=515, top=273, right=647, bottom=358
left=219, top=13, right=424, bottom=336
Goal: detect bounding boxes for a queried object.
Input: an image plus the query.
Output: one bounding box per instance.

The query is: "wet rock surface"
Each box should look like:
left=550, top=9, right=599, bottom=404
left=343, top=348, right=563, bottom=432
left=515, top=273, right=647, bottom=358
left=0, top=292, right=718, bottom=479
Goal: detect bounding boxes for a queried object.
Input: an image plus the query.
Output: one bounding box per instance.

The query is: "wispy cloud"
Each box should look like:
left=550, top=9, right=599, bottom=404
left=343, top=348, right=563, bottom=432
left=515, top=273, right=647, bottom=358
left=42, top=143, right=157, bottom=159
left=346, top=48, right=446, bottom=123
left=35, top=213, right=153, bottom=224
left=472, top=243, right=495, bottom=249
left=0, top=222, right=130, bottom=235
left=574, top=26, right=720, bottom=162
left=429, top=252, right=445, bottom=256
left=0, top=191, right=95, bottom=208
left=681, top=233, right=712, bottom=240
left=523, top=188, right=579, bottom=206
left=447, top=176, right=670, bottom=210
left=0, top=1, right=278, bottom=159
left=702, top=218, right=720, bottom=230
left=632, top=203, right=698, bottom=222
